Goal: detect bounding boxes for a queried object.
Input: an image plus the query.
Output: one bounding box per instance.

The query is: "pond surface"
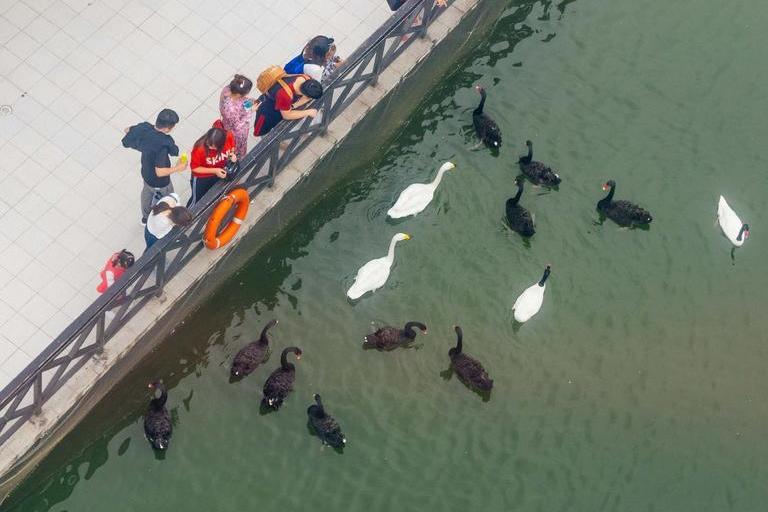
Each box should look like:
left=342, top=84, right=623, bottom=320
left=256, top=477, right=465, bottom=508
left=7, top=0, right=768, bottom=510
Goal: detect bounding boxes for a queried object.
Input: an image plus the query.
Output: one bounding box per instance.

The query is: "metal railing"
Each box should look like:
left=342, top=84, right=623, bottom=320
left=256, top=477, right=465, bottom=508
left=0, top=0, right=452, bottom=447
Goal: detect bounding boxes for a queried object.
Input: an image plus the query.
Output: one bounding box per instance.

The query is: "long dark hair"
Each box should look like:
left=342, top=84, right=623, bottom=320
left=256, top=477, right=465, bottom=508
left=302, top=36, right=332, bottom=65
left=151, top=203, right=193, bottom=226
left=193, top=127, right=227, bottom=154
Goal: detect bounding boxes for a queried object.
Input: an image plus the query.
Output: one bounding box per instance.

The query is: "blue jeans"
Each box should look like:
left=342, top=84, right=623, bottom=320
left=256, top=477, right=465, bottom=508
left=144, top=226, right=159, bottom=251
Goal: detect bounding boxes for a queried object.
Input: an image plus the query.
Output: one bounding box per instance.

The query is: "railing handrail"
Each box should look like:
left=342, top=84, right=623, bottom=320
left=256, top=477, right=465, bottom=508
left=0, top=0, right=449, bottom=445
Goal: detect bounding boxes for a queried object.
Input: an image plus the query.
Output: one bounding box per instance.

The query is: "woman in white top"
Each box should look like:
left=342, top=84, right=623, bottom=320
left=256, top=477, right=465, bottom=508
left=303, top=36, right=344, bottom=83
left=144, top=193, right=193, bottom=250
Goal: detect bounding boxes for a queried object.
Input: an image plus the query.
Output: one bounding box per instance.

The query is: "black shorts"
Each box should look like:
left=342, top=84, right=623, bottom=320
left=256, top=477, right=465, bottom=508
left=253, top=103, right=283, bottom=136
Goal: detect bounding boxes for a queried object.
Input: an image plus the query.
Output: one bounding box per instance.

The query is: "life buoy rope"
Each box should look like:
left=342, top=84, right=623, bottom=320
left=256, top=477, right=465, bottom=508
left=203, top=188, right=250, bottom=249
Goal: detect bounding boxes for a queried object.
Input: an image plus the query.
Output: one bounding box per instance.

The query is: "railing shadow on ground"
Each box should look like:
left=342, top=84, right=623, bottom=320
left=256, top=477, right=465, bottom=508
left=0, top=0, right=453, bottom=448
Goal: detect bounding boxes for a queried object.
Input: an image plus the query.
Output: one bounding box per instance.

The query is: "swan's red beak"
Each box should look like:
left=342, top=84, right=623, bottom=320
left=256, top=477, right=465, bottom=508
left=296, top=354, right=302, bottom=360
left=744, top=230, right=750, bottom=239
left=602, top=184, right=609, bottom=191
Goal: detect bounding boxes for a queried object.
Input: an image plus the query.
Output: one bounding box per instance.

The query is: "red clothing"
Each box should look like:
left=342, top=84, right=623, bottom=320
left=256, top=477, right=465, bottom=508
left=274, top=77, right=304, bottom=111
left=190, top=129, right=235, bottom=178
left=253, top=75, right=309, bottom=136
left=97, top=253, right=127, bottom=293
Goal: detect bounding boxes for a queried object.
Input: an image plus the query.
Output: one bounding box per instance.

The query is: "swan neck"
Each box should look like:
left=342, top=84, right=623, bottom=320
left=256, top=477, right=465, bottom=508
left=474, top=91, right=486, bottom=114
left=386, top=237, right=399, bottom=262
left=737, top=224, right=747, bottom=241
left=431, top=166, right=448, bottom=188
left=455, top=331, right=463, bottom=353
left=259, top=323, right=272, bottom=344
left=605, top=183, right=615, bottom=202
left=280, top=348, right=289, bottom=368
left=153, top=384, right=167, bottom=408
left=538, top=268, right=551, bottom=287
left=315, top=395, right=324, bottom=413
left=404, top=322, right=422, bottom=339
left=511, top=182, right=523, bottom=205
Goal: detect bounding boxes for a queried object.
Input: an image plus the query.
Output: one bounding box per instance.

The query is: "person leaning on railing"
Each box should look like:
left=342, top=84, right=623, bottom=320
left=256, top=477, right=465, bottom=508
left=286, top=36, right=344, bottom=83
left=252, top=75, right=323, bottom=137
left=144, top=193, right=193, bottom=251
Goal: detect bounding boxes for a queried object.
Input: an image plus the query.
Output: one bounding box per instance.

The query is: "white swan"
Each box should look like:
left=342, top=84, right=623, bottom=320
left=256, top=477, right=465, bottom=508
left=347, top=233, right=411, bottom=300
left=387, top=162, right=456, bottom=219
left=717, top=196, right=749, bottom=247
left=512, top=265, right=551, bottom=323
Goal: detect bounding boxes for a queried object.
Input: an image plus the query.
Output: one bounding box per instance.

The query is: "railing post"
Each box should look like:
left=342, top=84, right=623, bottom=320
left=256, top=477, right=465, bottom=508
left=94, top=312, right=106, bottom=354
left=155, top=251, right=166, bottom=296
left=420, top=0, right=435, bottom=38
left=268, top=143, right=279, bottom=187
left=318, top=93, right=333, bottom=134
left=370, top=43, right=385, bottom=86
left=32, top=374, right=42, bottom=415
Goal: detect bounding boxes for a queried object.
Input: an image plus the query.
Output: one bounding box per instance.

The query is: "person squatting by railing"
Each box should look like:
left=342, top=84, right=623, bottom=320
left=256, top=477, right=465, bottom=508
left=96, top=250, right=135, bottom=294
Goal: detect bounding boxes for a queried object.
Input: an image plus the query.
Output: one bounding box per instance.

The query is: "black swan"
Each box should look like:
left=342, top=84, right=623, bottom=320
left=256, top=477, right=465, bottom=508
left=144, top=381, right=172, bottom=450
left=518, top=140, right=561, bottom=186
left=597, top=180, right=653, bottom=227
left=448, top=326, right=493, bottom=393
left=307, top=394, right=346, bottom=448
left=231, top=319, right=277, bottom=379
left=363, top=321, right=427, bottom=351
left=506, top=177, right=536, bottom=237
left=473, top=85, right=502, bottom=148
left=262, top=347, right=302, bottom=410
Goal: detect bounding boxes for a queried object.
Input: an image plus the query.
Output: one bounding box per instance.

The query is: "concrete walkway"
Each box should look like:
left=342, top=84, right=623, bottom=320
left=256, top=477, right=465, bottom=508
left=0, top=0, right=392, bottom=389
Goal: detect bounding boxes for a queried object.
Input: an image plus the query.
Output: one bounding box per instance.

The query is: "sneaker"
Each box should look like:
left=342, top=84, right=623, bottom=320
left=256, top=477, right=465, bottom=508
left=141, top=217, right=147, bottom=226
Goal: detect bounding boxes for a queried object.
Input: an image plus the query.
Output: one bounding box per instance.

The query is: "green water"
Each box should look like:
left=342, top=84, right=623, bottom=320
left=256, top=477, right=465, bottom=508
left=7, top=0, right=768, bottom=510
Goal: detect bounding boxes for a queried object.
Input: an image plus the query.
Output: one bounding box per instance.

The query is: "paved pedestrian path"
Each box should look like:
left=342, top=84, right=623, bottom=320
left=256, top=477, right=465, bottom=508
left=0, top=0, right=393, bottom=388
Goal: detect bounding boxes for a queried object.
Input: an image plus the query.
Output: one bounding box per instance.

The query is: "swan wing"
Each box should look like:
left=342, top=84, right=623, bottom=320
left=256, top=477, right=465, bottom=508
left=387, top=183, right=434, bottom=218
left=717, top=196, right=744, bottom=246
left=347, top=257, right=391, bottom=299
left=512, top=284, right=545, bottom=323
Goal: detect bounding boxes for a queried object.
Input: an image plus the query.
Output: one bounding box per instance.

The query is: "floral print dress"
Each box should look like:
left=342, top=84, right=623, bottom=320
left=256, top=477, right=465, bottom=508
left=219, top=86, right=251, bottom=159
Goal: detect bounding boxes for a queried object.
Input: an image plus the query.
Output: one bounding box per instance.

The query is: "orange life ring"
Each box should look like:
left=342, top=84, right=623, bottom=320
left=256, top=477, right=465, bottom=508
left=203, top=188, right=250, bottom=249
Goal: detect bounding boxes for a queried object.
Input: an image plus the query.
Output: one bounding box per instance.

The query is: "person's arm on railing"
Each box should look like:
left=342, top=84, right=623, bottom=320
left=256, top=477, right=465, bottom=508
left=293, top=96, right=312, bottom=108
left=281, top=108, right=318, bottom=121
